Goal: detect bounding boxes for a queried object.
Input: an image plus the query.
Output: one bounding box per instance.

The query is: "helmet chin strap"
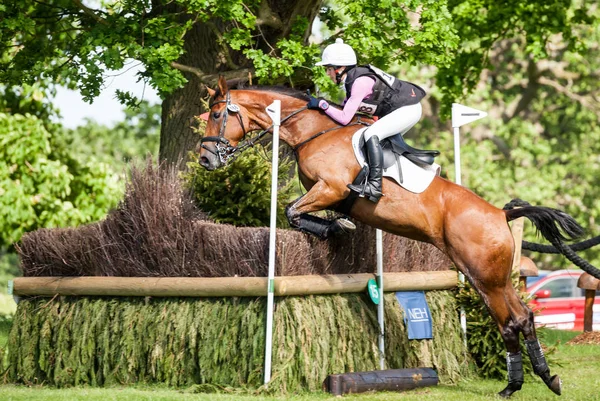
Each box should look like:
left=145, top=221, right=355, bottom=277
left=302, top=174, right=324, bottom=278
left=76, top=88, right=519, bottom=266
left=334, top=66, right=347, bottom=84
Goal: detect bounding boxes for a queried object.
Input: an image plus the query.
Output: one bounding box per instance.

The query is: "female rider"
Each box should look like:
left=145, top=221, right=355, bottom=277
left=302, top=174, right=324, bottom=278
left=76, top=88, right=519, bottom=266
left=307, top=38, right=426, bottom=203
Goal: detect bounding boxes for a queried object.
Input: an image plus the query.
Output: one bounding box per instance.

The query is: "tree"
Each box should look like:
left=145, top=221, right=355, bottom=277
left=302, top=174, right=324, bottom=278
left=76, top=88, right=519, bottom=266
left=2, top=1, right=598, bottom=265
left=404, top=4, right=600, bottom=269
left=1, top=0, right=464, bottom=166
left=0, top=112, right=123, bottom=250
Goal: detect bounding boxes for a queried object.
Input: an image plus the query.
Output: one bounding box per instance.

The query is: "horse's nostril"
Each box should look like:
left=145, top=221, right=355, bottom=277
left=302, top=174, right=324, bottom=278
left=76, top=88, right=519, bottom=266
left=199, top=156, right=209, bottom=167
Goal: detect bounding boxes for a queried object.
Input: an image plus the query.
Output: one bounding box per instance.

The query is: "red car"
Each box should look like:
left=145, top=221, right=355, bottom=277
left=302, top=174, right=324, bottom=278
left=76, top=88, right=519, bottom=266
left=527, top=270, right=600, bottom=331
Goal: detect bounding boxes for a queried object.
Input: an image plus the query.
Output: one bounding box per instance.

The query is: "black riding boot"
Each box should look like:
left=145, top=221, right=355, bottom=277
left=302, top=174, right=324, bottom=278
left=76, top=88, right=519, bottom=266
left=348, top=136, right=383, bottom=203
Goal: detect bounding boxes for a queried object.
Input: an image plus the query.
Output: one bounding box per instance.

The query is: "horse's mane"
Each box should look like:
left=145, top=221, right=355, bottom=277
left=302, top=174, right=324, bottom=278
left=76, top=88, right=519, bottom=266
left=213, top=83, right=309, bottom=101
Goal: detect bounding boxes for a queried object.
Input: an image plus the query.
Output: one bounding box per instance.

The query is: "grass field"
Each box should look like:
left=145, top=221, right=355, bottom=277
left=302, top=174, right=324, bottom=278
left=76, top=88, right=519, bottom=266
left=1, top=318, right=599, bottom=401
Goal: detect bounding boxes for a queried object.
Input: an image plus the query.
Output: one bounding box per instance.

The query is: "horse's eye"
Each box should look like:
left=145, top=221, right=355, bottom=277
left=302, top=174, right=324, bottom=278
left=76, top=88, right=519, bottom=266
left=212, top=112, right=221, bottom=119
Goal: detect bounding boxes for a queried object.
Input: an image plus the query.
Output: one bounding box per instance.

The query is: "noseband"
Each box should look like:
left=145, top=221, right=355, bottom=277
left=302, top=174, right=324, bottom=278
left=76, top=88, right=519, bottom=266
left=200, top=92, right=308, bottom=165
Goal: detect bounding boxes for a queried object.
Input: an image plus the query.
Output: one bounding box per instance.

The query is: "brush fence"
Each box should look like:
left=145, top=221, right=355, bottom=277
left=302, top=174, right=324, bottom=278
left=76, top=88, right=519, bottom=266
left=7, top=271, right=469, bottom=391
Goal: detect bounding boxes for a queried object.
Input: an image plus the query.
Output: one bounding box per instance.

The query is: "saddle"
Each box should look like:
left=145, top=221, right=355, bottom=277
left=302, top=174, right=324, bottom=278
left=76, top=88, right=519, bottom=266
left=338, top=131, right=441, bottom=214
left=380, top=134, right=440, bottom=167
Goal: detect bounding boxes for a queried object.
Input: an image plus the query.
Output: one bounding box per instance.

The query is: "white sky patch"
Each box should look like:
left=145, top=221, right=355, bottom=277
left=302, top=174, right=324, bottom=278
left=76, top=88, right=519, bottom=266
left=52, top=63, right=160, bottom=129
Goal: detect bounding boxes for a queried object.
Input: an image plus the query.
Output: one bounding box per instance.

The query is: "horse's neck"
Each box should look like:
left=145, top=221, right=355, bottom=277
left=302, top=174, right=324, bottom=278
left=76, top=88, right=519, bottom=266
left=255, top=94, right=344, bottom=148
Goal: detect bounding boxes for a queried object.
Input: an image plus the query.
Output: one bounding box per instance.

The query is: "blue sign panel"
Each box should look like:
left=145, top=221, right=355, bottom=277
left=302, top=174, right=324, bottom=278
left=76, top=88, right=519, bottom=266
left=395, top=291, right=433, bottom=340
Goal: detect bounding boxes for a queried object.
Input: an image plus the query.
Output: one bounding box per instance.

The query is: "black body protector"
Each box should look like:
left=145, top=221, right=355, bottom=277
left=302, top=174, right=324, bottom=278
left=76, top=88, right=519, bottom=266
left=344, top=65, right=426, bottom=118
left=343, top=65, right=429, bottom=203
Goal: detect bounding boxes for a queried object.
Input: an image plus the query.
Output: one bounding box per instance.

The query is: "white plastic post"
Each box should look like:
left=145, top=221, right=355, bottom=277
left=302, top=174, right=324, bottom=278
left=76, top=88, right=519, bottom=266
left=451, top=103, right=487, bottom=345
left=376, top=229, right=385, bottom=369
left=453, top=127, right=462, bottom=186
left=264, top=100, right=281, bottom=385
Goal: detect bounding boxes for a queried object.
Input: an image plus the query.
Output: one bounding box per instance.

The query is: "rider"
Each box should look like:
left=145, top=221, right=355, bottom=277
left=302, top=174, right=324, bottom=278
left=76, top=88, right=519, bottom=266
left=307, top=38, right=426, bottom=203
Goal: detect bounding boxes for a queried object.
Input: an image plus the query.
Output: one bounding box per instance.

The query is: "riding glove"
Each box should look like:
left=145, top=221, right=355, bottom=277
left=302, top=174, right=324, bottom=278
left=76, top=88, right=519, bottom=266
left=307, top=96, right=330, bottom=110
left=307, top=96, right=321, bottom=109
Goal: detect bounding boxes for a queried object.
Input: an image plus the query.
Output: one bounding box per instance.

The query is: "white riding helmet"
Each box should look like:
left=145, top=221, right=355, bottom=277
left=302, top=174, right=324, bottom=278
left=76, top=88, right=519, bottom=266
left=316, top=38, right=357, bottom=67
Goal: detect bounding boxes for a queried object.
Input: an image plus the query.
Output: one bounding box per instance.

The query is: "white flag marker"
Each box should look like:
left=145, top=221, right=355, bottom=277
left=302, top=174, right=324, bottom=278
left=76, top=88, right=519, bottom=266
left=451, top=102, right=487, bottom=345
left=452, top=103, right=488, bottom=128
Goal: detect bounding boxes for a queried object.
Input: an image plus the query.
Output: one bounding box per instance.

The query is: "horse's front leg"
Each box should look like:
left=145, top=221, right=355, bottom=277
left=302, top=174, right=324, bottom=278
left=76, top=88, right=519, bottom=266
left=285, top=180, right=355, bottom=239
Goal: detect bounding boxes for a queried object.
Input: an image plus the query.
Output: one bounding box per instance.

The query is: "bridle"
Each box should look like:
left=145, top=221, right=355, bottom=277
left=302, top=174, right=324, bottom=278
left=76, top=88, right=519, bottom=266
left=199, top=90, right=371, bottom=165
left=200, top=91, right=308, bottom=165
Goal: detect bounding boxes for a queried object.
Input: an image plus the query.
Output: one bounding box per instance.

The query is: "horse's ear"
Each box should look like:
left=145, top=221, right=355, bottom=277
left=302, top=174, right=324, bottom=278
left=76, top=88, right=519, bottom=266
left=217, top=75, right=228, bottom=96
left=206, top=86, right=216, bottom=98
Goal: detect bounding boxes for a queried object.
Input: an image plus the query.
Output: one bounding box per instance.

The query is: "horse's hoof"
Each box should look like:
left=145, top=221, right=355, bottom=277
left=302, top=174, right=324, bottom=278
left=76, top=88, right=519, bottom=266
left=498, top=382, right=522, bottom=398
left=547, top=375, right=562, bottom=395
left=329, top=218, right=356, bottom=236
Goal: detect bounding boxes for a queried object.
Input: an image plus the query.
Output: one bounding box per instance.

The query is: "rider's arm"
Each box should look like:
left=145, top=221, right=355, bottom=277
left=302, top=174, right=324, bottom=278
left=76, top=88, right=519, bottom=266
left=319, top=76, right=375, bottom=125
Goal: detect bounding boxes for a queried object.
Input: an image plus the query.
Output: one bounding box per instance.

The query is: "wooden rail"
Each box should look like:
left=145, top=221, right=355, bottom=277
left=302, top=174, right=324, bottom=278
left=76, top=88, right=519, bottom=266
left=11, top=271, right=458, bottom=298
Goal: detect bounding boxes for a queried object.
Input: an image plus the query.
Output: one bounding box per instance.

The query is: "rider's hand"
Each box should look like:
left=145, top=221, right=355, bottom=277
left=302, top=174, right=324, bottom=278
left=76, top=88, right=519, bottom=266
left=307, top=96, right=323, bottom=110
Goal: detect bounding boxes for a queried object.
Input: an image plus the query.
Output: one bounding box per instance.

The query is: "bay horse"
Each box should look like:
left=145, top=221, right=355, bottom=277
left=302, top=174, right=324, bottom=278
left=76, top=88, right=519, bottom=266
left=198, top=76, right=595, bottom=397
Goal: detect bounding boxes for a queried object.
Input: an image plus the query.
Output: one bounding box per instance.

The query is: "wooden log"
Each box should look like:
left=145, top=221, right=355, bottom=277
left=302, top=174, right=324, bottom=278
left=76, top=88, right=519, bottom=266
left=511, top=216, right=525, bottom=275
left=577, top=273, right=600, bottom=332
left=11, top=271, right=458, bottom=298
left=519, top=256, right=538, bottom=291
left=323, top=368, right=438, bottom=395
left=584, top=290, right=595, bottom=332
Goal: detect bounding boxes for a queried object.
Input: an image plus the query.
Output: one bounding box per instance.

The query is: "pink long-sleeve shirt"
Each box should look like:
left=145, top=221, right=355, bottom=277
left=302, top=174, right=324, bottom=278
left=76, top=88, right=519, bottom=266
left=321, top=76, right=375, bottom=125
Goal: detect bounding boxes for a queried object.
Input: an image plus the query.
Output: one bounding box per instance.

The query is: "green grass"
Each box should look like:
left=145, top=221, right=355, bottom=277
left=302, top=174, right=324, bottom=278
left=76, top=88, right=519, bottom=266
left=539, top=328, right=581, bottom=345
left=1, top=324, right=599, bottom=401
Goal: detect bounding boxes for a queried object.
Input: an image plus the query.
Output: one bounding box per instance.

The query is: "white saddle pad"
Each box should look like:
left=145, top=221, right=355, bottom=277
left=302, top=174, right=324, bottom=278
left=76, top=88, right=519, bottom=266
left=351, top=128, right=441, bottom=194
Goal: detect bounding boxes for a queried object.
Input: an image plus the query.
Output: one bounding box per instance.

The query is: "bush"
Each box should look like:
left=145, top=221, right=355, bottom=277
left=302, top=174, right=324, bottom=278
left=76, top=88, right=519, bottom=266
left=0, top=113, right=122, bottom=250
left=184, top=148, right=296, bottom=227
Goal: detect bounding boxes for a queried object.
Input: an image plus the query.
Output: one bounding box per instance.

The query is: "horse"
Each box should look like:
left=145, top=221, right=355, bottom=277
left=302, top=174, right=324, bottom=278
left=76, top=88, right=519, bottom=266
left=197, top=76, right=598, bottom=397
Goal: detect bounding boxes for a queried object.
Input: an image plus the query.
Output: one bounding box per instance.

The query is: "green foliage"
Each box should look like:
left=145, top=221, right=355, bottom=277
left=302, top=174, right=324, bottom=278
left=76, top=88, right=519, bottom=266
left=0, top=314, right=12, bottom=370
left=5, top=291, right=466, bottom=389
left=320, top=0, right=460, bottom=68
left=0, top=0, right=255, bottom=101
left=403, top=4, right=600, bottom=270
left=438, top=0, right=592, bottom=116
left=0, top=1, right=473, bottom=103
left=0, top=113, right=122, bottom=250
left=0, top=83, right=58, bottom=122
left=184, top=149, right=296, bottom=227
left=0, top=252, right=19, bottom=288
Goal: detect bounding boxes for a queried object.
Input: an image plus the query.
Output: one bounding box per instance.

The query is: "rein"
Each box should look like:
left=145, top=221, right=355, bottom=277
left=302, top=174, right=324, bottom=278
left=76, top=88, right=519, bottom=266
left=200, top=91, right=371, bottom=164
left=291, top=117, right=372, bottom=152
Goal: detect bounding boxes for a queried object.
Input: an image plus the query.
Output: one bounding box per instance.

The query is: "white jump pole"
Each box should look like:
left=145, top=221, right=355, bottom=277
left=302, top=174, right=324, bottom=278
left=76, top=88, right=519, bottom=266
left=264, top=100, right=281, bottom=385
left=376, top=229, right=385, bottom=369
left=451, top=103, right=488, bottom=344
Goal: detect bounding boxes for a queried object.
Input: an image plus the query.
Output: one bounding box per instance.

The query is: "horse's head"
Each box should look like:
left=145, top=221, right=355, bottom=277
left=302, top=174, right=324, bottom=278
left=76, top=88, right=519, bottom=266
left=197, top=76, right=256, bottom=170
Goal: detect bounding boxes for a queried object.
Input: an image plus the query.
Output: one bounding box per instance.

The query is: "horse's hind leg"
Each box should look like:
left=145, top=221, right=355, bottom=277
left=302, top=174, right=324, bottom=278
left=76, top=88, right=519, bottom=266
left=458, top=261, right=561, bottom=397
left=449, top=247, right=525, bottom=398
left=478, top=285, right=526, bottom=398
left=507, top=290, right=562, bottom=395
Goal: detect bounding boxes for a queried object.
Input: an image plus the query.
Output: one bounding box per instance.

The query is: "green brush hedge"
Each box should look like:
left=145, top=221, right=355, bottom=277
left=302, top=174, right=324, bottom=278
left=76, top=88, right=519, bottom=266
left=6, top=291, right=470, bottom=392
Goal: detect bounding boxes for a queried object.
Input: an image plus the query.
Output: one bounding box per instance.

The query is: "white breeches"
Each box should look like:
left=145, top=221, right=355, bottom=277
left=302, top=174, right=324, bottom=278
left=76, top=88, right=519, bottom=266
left=363, top=103, right=422, bottom=141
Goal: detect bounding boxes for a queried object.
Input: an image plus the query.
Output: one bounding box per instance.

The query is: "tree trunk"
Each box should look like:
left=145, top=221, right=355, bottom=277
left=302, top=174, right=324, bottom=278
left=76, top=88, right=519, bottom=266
left=159, top=22, right=219, bottom=168
left=158, top=0, right=322, bottom=168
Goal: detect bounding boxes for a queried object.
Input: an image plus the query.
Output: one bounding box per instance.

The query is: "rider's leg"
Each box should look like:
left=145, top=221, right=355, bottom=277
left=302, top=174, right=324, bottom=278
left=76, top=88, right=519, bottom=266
left=348, top=135, right=384, bottom=202
left=347, top=103, right=422, bottom=203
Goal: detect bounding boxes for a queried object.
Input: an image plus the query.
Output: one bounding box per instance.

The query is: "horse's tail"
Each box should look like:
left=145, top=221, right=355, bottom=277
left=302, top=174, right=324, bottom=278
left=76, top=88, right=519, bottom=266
left=504, top=199, right=584, bottom=242
left=503, top=198, right=600, bottom=279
